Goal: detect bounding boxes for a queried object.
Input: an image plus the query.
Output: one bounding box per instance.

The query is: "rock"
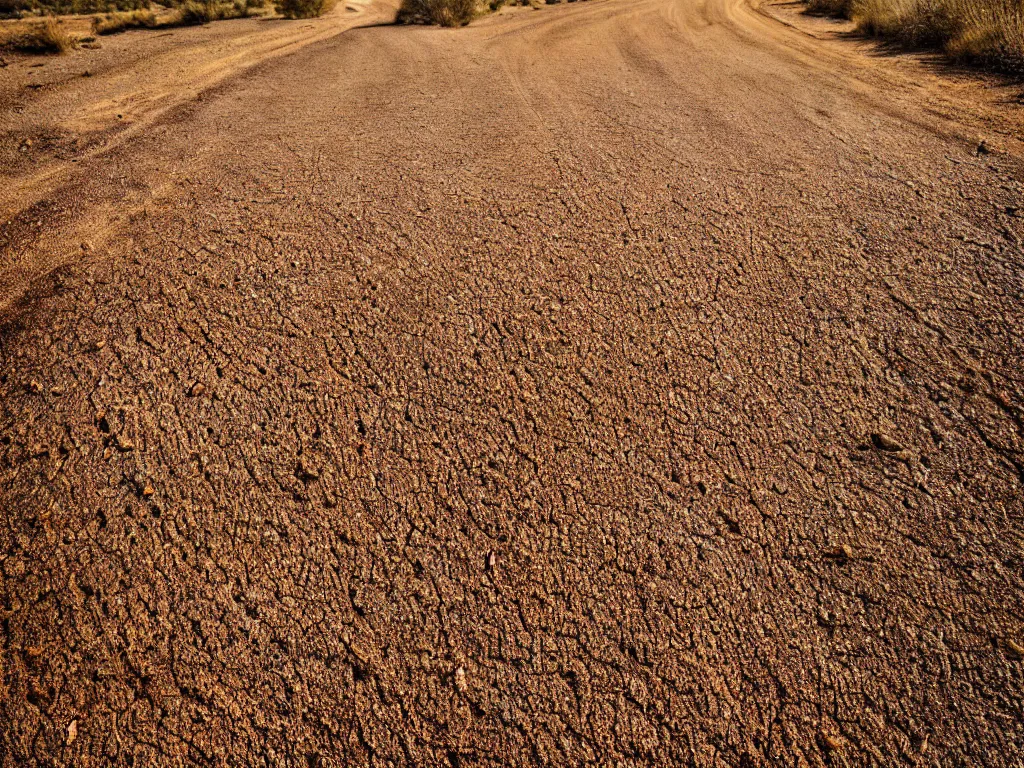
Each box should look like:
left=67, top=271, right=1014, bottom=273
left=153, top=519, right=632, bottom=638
left=94, top=340, right=106, bottom=350
left=823, top=544, right=852, bottom=561
left=918, top=733, right=930, bottom=754
left=870, top=432, right=903, bottom=452
left=819, top=732, right=843, bottom=752
left=454, top=666, right=467, bottom=693
left=976, top=140, right=990, bottom=156
left=67, top=719, right=77, bottom=746
left=142, top=484, right=155, bottom=498
left=296, top=459, right=319, bottom=483
left=190, top=382, right=206, bottom=397
left=486, top=551, right=496, bottom=571
left=1005, top=638, right=1024, bottom=658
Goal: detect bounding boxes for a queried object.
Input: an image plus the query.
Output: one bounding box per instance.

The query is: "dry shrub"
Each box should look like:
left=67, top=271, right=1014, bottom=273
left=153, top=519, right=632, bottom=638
left=398, top=0, right=477, bottom=26
left=93, top=8, right=157, bottom=33
left=0, top=17, right=76, bottom=52
left=852, top=0, right=1024, bottom=69
left=273, top=0, right=333, bottom=18
left=0, top=0, right=33, bottom=15
left=2, top=0, right=146, bottom=15
left=174, top=0, right=250, bottom=23
left=805, top=0, right=853, bottom=15
left=176, top=0, right=223, bottom=23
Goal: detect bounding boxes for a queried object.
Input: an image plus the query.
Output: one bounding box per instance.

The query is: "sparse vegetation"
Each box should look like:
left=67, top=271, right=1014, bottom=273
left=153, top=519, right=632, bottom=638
left=93, top=7, right=156, bottom=33
left=0, top=16, right=76, bottom=52
left=4, top=0, right=267, bottom=21
left=1, top=0, right=146, bottom=17
left=806, top=0, right=1024, bottom=72
left=398, top=0, right=477, bottom=26
left=273, top=0, right=332, bottom=18
left=175, top=0, right=246, bottom=24
left=90, top=0, right=251, bottom=33
left=805, top=0, right=852, bottom=15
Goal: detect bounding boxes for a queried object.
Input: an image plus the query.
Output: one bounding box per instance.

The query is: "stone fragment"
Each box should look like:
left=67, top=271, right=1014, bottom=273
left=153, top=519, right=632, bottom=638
left=820, top=732, right=842, bottom=752
left=823, top=544, right=852, bottom=561
left=454, top=666, right=467, bottom=693
left=870, top=432, right=903, bottom=452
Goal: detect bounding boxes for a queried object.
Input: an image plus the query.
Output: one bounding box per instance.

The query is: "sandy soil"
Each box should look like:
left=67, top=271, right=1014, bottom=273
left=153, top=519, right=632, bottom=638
left=1, top=0, right=1023, bottom=765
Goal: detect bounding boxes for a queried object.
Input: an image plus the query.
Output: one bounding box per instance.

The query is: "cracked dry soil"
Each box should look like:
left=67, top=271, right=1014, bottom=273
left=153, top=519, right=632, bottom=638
left=2, top=0, right=1024, bottom=765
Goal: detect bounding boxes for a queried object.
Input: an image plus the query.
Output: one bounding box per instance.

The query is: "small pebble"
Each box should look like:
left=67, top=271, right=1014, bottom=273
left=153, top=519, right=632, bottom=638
left=870, top=432, right=903, bottom=452
left=824, top=544, right=853, bottom=561
left=454, top=666, right=466, bottom=693
left=820, top=732, right=842, bottom=752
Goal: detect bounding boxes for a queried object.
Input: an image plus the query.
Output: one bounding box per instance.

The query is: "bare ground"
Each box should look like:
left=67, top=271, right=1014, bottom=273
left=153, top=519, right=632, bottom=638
left=1, top=0, right=1023, bottom=765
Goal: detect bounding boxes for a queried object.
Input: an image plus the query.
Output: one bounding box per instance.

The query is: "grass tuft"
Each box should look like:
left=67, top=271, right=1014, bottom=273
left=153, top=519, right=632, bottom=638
left=805, top=0, right=853, bottom=16
left=273, top=0, right=333, bottom=18
left=93, top=8, right=157, bottom=34
left=0, top=16, right=76, bottom=53
left=174, top=0, right=250, bottom=24
left=398, top=0, right=477, bottom=26
left=2, top=0, right=147, bottom=17
left=807, top=0, right=1024, bottom=72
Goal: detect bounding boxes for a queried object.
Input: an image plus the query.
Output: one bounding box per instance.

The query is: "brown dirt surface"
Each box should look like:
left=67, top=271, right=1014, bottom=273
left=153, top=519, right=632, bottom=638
left=2, top=0, right=1024, bottom=765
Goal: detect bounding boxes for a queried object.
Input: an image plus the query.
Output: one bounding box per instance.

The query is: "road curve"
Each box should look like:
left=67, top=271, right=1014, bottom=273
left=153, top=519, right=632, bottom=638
left=2, top=0, right=1023, bottom=765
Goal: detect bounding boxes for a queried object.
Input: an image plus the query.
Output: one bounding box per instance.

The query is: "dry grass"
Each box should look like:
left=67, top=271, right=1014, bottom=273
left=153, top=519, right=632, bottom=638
left=0, top=16, right=76, bottom=52
left=397, top=0, right=477, bottom=26
left=1, top=0, right=146, bottom=16
left=856, top=0, right=1023, bottom=68
left=807, top=0, right=1024, bottom=71
left=174, top=0, right=251, bottom=24
left=273, top=0, right=333, bottom=18
left=805, top=0, right=853, bottom=15
left=92, top=7, right=156, bottom=33
left=91, top=1, right=252, bottom=33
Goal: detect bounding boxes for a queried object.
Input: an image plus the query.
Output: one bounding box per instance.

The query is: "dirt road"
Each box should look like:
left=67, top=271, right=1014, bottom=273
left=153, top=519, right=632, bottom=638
left=2, top=0, right=1023, bottom=764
